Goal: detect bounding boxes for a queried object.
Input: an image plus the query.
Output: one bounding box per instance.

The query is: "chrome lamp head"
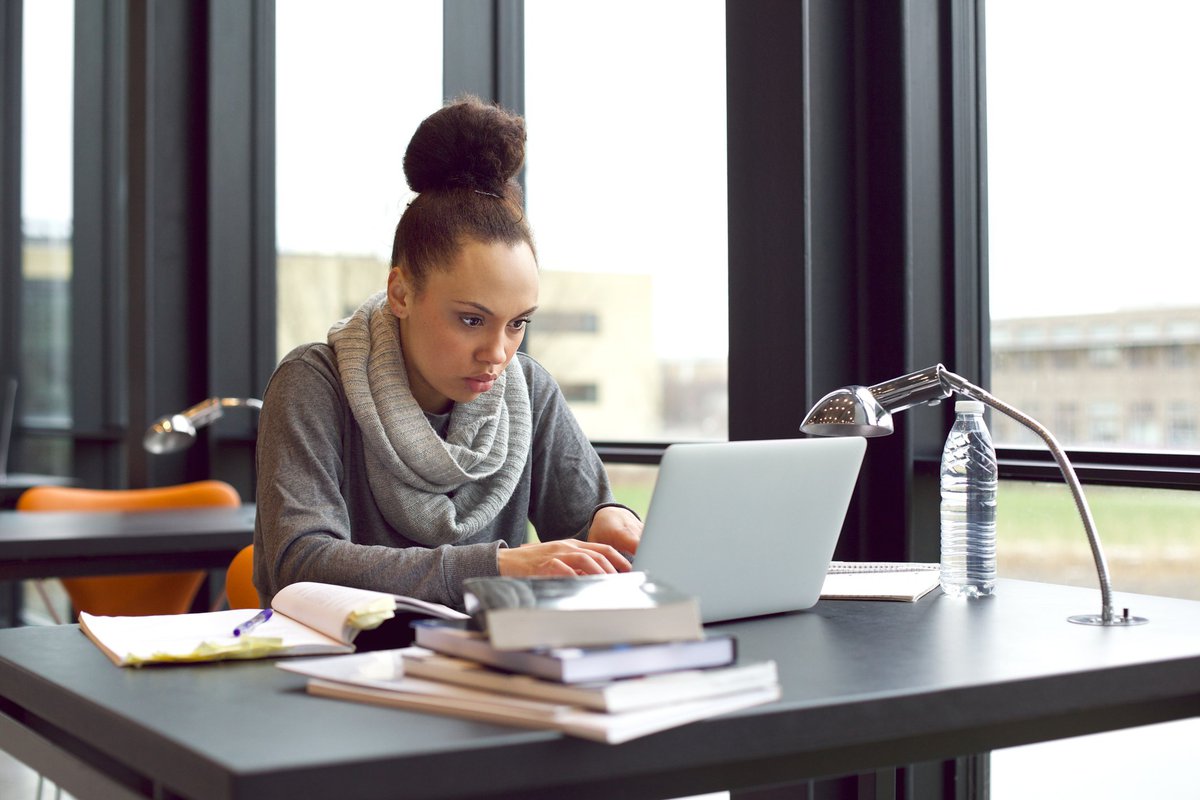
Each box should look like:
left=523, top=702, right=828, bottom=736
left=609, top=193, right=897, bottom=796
left=144, top=397, right=263, bottom=455
left=801, top=364, right=1147, bottom=627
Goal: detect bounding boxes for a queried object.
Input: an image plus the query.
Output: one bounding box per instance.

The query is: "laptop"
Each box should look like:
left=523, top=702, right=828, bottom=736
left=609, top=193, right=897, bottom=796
left=632, top=436, right=867, bottom=623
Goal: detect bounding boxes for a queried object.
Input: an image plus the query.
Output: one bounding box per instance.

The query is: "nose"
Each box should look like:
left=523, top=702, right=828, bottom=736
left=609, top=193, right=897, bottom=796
left=477, top=330, right=508, bottom=366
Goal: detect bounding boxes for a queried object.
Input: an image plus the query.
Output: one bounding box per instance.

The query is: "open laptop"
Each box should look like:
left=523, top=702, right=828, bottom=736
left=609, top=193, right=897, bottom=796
left=632, top=436, right=866, bottom=624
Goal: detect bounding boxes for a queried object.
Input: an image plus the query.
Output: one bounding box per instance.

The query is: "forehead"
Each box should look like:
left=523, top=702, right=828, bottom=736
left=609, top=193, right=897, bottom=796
left=424, top=240, right=539, bottom=310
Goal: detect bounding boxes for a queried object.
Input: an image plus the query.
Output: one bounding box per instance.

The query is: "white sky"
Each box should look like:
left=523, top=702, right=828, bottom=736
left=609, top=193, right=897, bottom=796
left=22, top=2, right=1200, bottom=344
left=986, top=0, right=1200, bottom=319
left=274, top=0, right=443, bottom=258
left=20, top=0, right=73, bottom=237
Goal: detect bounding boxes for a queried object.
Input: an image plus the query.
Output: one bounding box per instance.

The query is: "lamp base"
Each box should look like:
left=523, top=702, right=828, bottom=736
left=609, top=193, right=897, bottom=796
left=1068, top=612, right=1149, bottom=626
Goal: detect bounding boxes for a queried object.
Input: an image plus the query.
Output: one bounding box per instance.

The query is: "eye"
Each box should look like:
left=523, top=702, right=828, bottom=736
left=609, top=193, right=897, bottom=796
left=459, top=315, right=485, bottom=328
left=510, top=317, right=532, bottom=331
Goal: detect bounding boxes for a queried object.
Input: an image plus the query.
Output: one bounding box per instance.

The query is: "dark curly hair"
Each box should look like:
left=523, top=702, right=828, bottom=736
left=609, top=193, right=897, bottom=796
left=390, top=95, right=535, bottom=289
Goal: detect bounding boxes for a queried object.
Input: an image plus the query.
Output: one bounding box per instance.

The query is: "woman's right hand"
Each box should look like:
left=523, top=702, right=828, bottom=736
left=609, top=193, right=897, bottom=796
left=496, top=539, right=631, bottom=578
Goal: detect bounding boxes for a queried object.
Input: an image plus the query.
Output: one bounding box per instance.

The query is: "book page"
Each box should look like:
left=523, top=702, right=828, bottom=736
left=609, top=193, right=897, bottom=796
left=271, top=582, right=399, bottom=643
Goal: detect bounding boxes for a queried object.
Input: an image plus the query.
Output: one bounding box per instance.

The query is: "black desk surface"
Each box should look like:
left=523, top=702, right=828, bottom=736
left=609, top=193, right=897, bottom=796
left=0, top=504, right=256, bottom=579
left=1, top=580, right=1198, bottom=800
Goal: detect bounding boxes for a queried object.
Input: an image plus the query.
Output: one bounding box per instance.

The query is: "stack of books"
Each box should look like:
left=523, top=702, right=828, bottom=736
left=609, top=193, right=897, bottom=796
left=279, top=572, right=780, bottom=744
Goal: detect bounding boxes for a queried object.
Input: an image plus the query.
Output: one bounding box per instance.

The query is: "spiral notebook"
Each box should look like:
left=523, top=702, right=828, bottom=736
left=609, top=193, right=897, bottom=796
left=821, top=562, right=941, bottom=602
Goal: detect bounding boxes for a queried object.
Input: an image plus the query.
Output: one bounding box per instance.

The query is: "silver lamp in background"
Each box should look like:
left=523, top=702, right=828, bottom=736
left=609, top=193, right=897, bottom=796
left=144, top=397, right=263, bottom=455
left=800, top=363, right=1147, bottom=627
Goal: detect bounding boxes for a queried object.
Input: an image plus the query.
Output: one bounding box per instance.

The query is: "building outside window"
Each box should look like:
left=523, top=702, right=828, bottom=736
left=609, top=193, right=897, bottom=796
left=523, top=0, right=728, bottom=445
left=274, top=1, right=443, bottom=363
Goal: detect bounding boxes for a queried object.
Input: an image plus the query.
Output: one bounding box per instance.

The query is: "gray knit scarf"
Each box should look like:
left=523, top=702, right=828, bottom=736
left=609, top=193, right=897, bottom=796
left=327, top=292, right=532, bottom=545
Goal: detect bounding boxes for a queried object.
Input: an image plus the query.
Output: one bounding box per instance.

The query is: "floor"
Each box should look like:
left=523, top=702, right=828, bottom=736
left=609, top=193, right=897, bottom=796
left=0, top=749, right=73, bottom=800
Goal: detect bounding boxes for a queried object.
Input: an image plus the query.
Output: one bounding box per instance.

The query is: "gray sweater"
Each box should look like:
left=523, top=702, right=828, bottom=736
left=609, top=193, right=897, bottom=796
left=252, top=345, right=615, bottom=608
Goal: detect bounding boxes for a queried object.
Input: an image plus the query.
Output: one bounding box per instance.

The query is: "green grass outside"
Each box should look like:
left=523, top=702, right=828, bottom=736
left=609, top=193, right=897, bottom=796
left=606, top=468, right=1200, bottom=600
left=998, top=482, right=1200, bottom=548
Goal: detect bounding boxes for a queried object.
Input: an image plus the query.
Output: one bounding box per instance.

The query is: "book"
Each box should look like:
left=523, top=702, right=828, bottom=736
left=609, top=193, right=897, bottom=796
left=397, top=646, right=779, bottom=713
left=462, top=571, right=702, bottom=650
left=79, top=581, right=467, bottom=667
left=820, top=562, right=942, bottom=602
left=412, top=619, right=736, bottom=683
left=279, top=650, right=780, bottom=744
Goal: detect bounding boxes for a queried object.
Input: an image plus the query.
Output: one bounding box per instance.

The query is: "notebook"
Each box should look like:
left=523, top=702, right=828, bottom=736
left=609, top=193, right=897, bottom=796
left=632, top=437, right=867, bottom=624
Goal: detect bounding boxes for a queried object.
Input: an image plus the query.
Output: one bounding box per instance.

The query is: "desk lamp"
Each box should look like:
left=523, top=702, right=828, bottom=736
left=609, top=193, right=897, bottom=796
left=800, top=363, right=1146, bottom=627
left=143, top=397, right=263, bottom=455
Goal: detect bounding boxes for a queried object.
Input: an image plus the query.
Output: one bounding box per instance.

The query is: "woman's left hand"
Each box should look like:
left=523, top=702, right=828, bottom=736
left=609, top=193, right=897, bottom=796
left=586, top=506, right=643, bottom=557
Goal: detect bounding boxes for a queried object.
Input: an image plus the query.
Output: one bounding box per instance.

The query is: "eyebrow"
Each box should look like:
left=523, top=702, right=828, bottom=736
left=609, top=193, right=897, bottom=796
left=456, top=300, right=539, bottom=319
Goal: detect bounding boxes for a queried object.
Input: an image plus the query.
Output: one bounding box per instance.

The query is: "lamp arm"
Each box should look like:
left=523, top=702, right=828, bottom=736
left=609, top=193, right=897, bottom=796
left=218, top=397, right=263, bottom=412
left=183, top=397, right=264, bottom=429
left=935, top=366, right=1115, bottom=623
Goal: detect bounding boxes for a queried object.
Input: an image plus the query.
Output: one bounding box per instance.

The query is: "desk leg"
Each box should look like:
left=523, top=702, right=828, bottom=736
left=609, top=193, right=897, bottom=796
left=0, top=581, right=19, bottom=628
left=729, top=758, right=989, bottom=800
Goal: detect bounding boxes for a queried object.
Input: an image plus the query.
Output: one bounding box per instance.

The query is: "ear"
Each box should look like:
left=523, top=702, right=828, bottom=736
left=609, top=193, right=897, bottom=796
left=386, top=266, right=415, bottom=319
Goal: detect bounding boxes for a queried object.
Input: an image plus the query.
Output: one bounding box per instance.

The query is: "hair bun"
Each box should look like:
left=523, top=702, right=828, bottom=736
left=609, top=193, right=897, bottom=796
left=404, top=95, right=526, bottom=196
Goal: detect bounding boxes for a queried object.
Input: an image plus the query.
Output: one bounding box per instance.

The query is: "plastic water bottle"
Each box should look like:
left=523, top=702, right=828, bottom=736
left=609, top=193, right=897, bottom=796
left=939, top=400, right=997, bottom=597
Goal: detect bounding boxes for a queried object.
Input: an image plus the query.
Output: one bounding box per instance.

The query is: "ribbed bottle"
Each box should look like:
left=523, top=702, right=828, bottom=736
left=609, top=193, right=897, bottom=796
left=939, top=400, right=997, bottom=597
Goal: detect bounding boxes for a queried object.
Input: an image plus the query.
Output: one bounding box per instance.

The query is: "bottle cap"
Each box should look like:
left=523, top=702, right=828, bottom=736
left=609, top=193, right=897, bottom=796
left=955, top=400, right=985, bottom=414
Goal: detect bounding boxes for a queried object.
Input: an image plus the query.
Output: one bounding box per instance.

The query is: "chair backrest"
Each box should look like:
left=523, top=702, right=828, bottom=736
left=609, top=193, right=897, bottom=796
left=17, top=479, right=242, bottom=617
left=224, top=544, right=259, bottom=609
left=16, top=480, right=241, bottom=512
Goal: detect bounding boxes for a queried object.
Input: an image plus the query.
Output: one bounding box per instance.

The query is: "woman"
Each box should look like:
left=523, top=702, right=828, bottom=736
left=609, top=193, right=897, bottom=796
left=253, top=96, right=642, bottom=607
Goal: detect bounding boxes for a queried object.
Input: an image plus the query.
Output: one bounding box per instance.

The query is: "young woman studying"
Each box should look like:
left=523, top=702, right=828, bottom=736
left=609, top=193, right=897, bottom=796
left=253, top=96, right=642, bottom=607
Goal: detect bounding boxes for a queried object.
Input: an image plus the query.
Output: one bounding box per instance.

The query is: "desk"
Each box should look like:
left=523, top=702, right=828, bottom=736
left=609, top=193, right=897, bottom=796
left=0, top=504, right=256, bottom=580
left=0, top=580, right=1197, bottom=800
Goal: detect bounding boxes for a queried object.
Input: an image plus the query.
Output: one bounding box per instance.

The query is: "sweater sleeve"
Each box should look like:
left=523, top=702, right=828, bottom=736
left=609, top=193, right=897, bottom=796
left=252, top=348, right=501, bottom=609
left=521, top=355, right=620, bottom=541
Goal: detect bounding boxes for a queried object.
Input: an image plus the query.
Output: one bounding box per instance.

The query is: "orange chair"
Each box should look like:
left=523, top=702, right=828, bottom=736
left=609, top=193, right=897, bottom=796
left=224, top=544, right=259, bottom=609
left=17, top=480, right=242, bottom=618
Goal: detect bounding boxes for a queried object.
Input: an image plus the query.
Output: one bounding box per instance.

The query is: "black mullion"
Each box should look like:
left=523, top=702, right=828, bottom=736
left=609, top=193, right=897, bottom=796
left=0, top=1, right=22, bottom=384
left=72, top=0, right=128, bottom=489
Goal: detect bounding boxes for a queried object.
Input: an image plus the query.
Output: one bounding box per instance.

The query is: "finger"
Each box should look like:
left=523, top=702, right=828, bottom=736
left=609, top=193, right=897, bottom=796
left=588, top=543, right=632, bottom=572
left=566, top=552, right=613, bottom=575
left=543, top=557, right=578, bottom=577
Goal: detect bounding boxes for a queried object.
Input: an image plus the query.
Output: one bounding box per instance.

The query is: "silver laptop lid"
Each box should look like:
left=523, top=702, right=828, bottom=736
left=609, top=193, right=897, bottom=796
left=632, top=437, right=866, bottom=623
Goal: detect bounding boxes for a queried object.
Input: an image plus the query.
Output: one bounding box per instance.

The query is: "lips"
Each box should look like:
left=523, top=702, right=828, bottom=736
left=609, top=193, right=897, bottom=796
left=465, top=374, right=499, bottom=393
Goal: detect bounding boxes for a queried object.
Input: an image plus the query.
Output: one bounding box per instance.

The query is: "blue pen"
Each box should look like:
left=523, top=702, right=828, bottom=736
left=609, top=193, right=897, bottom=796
left=232, top=608, right=273, bottom=637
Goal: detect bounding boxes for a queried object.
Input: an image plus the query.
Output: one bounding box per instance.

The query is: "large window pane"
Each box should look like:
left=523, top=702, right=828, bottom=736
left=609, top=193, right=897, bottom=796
left=524, top=1, right=728, bottom=441
left=275, top=1, right=443, bottom=361
left=20, top=0, right=74, bottom=433
left=16, top=0, right=74, bottom=479
left=987, top=0, right=1199, bottom=600
left=988, top=0, right=1200, bottom=454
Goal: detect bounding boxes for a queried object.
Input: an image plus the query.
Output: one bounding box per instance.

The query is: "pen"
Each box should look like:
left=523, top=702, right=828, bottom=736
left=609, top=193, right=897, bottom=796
left=232, top=608, right=273, bottom=637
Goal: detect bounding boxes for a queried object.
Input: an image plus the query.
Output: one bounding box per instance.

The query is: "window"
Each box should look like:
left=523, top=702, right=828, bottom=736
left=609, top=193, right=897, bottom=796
left=274, top=1, right=443, bottom=362
left=988, top=0, right=1200, bottom=456
left=18, top=0, right=74, bottom=474
left=523, top=0, right=728, bottom=442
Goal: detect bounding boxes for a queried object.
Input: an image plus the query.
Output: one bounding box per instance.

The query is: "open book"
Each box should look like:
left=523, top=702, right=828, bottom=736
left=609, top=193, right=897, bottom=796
left=79, top=581, right=467, bottom=667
